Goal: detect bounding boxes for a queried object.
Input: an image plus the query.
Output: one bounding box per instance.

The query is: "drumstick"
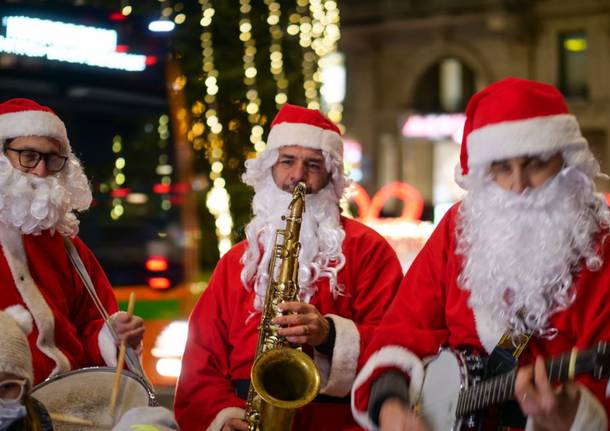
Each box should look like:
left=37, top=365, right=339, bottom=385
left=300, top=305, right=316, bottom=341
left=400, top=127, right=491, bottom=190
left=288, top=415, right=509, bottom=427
left=109, top=291, right=136, bottom=418
left=50, top=412, right=96, bottom=426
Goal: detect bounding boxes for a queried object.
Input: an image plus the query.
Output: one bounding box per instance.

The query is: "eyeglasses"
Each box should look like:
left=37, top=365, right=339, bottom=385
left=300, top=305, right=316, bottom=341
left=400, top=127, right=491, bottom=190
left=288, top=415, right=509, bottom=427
left=4, top=147, right=68, bottom=173
left=0, top=379, right=26, bottom=401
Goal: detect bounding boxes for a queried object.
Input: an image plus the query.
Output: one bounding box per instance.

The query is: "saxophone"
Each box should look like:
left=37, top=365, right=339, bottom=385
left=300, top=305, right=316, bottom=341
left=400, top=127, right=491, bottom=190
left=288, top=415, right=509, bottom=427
left=245, top=182, right=321, bottom=431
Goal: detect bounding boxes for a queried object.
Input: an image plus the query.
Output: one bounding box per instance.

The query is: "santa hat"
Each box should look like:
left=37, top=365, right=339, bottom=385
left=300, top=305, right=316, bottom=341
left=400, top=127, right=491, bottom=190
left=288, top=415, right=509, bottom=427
left=0, top=98, right=69, bottom=152
left=0, top=305, right=34, bottom=388
left=266, top=104, right=343, bottom=158
left=458, top=77, right=596, bottom=184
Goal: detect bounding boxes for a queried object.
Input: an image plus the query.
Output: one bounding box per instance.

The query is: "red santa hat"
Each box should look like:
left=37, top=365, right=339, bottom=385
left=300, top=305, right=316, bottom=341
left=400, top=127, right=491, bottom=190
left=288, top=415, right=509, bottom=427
left=458, top=77, right=594, bottom=182
left=0, top=98, right=70, bottom=152
left=267, top=104, right=343, bottom=158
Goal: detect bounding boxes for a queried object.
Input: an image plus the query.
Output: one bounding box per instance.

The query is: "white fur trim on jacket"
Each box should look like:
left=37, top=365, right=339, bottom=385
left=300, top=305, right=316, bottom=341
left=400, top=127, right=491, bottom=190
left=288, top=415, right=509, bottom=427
left=0, top=110, right=69, bottom=150
left=266, top=122, right=343, bottom=156
left=0, top=224, right=71, bottom=375
left=207, top=407, right=245, bottom=431
left=471, top=305, right=505, bottom=354
left=98, top=319, right=118, bottom=367
left=314, top=314, right=360, bottom=397
left=351, top=345, right=425, bottom=431
left=525, top=384, right=607, bottom=431
left=467, top=114, right=587, bottom=169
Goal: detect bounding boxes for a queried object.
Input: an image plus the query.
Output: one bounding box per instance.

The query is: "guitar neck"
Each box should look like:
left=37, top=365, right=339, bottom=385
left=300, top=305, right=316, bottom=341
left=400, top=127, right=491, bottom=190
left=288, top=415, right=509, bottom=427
left=456, top=348, right=597, bottom=417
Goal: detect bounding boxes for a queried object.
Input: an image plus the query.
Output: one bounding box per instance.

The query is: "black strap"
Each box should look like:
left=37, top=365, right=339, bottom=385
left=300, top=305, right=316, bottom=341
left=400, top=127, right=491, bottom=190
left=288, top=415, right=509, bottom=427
left=485, top=328, right=532, bottom=428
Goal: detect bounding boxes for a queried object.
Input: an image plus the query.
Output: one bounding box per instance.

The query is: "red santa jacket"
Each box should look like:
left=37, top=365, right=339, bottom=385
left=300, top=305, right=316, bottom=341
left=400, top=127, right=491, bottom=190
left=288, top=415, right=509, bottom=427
left=0, top=223, right=119, bottom=384
left=175, top=217, right=403, bottom=431
left=352, top=204, right=610, bottom=430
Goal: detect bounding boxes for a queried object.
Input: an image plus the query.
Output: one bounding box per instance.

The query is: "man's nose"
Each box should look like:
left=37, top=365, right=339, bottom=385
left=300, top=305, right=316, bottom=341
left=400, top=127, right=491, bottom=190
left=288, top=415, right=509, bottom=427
left=510, top=168, right=529, bottom=193
left=30, top=159, right=49, bottom=177
left=289, top=162, right=307, bottom=182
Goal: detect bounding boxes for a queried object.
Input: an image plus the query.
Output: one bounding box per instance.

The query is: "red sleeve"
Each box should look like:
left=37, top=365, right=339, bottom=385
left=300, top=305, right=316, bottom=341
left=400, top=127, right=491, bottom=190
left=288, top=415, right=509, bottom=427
left=351, top=208, right=456, bottom=428
left=70, top=236, right=119, bottom=366
left=174, top=254, right=244, bottom=430
left=349, top=227, right=404, bottom=357
left=317, top=223, right=404, bottom=397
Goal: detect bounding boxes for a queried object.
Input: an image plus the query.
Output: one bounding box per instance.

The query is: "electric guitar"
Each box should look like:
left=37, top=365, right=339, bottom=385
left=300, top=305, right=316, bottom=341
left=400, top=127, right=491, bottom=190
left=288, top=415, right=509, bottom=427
left=414, top=342, right=610, bottom=431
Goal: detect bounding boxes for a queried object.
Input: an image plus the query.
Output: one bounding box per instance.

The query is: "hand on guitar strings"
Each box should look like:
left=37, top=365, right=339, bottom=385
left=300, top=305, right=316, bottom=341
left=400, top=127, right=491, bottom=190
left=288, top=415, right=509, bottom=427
left=110, top=311, right=145, bottom=354
left=272, top=302, right=330, bottom=347
left=379, top=398, right=430, bottom=431
left=515, top=356, right=580, bottom=431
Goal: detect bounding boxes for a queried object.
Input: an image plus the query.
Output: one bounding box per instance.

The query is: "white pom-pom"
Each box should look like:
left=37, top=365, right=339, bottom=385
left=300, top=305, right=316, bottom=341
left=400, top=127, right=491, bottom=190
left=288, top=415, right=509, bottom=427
left=4, top=305, right=33, bottom=335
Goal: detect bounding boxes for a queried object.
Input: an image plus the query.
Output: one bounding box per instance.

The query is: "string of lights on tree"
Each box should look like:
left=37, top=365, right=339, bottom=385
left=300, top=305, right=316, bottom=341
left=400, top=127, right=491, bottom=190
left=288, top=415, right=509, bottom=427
left=110, top=134, right=126, bottom=220
left=191, top=0, right=234, bottom=257
left=156, top=114, right=173, bottom=212
left=238, top=0, right=265, bottom=154
left=265, top=0, right=289, bottom=111
left=107, top=0, right=343, bottom=256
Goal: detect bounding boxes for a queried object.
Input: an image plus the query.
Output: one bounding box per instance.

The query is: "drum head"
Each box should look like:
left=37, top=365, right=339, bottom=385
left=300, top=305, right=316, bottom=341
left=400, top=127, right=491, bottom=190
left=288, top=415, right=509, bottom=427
left=31, top=367, right=155, bottom=431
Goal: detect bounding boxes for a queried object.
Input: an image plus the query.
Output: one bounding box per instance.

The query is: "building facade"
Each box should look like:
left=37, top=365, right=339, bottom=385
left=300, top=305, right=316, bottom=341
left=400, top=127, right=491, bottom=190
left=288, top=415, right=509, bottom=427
left=340, top=0, right=610, bottom=218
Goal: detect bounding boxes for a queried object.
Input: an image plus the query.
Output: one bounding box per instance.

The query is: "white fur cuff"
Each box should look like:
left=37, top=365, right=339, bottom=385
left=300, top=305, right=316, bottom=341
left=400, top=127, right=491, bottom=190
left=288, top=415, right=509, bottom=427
left=207, top=407, right=245, bottom=431
left=524, top=385, right=608, bottom=431
left=351, top=345, right=425, bottom=431
left=98, top=321, right=117, bottom=367
left=315, top=314, right=360, bottom=397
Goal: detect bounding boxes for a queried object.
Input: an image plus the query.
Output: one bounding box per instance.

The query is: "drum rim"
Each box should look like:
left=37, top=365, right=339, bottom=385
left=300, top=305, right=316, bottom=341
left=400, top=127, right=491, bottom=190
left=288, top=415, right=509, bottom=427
left=31, top=366, right=157, bottom=406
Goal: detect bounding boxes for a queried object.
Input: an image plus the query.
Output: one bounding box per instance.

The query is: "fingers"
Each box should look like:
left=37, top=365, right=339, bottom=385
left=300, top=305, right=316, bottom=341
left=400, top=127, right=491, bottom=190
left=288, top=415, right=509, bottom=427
left=277, top=301, right=314, bottom=314
left=533, top=357, right=556, bottom=412
left=112, top=313, right=145, bottom=347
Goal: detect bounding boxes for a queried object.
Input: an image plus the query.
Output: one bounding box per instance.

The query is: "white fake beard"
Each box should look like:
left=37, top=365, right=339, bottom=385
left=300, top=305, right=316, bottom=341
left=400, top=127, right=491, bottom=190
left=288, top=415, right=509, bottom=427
left=240, top=175, right=346, bottom=311
left=0, top=154, right=92, bottom=236
left=456, top=166, right=609, bottom=339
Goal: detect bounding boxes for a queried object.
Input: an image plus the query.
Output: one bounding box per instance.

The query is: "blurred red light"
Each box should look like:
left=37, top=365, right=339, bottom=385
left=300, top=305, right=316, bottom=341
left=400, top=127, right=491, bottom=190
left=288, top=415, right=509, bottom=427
left=148, top=277, right=171, bottom=290
left=111, top=188, right=130, bottom=198
left=153, top=184, right=171, bottom=194
left=146, top=56, right=158, bottom=66
left=146, top=256, right=168, bottom=272
left=116, top=44, right=129, bottom=53
left=109, top=12, right=127, bottom=21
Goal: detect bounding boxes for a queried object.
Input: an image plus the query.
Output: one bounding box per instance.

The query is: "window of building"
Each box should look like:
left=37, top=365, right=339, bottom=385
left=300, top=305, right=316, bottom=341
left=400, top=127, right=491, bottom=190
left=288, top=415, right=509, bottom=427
left=412, top=57, right=475, bottom=113
left=559, top=32, right=589, bottom=99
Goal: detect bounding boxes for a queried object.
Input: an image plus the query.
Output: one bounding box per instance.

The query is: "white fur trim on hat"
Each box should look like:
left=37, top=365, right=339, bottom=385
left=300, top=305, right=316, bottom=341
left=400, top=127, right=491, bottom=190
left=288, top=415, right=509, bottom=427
left=267, top=122, right=343, bottom=157
left=0, top=110, right=69, bottom=150
left=467, top=114, right=586, bottom=169
left=314, top=314, right=360, bottom=397
left=351, top=345, right=424, bottom=430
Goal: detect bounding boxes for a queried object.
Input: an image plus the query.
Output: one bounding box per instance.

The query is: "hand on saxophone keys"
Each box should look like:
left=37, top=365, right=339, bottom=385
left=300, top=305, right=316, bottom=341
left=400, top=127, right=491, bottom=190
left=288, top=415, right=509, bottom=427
left=272, top=302, right=330, bottom=347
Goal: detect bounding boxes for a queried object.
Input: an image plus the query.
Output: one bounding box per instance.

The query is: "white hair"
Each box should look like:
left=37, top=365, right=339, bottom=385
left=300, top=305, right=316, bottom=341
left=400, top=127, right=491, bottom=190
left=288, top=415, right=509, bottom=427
left=0, top=152, right=92, bottom=236
left=456, top=164, right=610, bottom=340
left=240, top=147, right=348, bottom=310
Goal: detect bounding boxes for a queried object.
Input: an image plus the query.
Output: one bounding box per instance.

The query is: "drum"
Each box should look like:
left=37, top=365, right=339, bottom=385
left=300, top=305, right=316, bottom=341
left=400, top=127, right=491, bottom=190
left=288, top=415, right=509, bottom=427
left=31, top=367, right=156, bottom=430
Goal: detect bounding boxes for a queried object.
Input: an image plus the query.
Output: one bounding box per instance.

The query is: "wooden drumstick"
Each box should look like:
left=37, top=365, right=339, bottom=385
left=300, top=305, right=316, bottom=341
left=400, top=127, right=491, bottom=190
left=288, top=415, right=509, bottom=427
left=109, top=291, right=136, bottom=417
left=50, top=412, right=96, bottom=426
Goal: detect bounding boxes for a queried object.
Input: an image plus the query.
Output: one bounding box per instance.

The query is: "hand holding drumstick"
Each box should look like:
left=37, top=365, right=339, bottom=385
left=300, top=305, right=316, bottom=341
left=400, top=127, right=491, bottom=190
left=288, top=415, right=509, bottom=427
left=109, top=292, right=136, bottom=418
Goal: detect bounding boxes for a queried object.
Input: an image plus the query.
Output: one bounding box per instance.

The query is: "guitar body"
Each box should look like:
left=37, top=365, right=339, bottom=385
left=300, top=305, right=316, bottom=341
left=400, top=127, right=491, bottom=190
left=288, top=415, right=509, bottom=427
left=416, top=349, right=485, bottom=431
left=414, top=342, right=610, bottom=431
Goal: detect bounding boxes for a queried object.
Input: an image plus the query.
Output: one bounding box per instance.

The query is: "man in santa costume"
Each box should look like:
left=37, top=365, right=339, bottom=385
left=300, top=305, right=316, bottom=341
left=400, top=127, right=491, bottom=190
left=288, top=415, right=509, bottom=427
left=174, top=104, right=403, bottom=430
left=351, top=77, right=610, bottom=431
left=0, top=98, right=145, bottom=385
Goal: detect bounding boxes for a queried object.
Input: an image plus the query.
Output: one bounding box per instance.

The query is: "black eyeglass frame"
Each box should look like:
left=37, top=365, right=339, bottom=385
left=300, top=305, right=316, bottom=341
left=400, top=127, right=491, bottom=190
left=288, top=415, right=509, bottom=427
left=4, top=147, right=68, bottom=173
